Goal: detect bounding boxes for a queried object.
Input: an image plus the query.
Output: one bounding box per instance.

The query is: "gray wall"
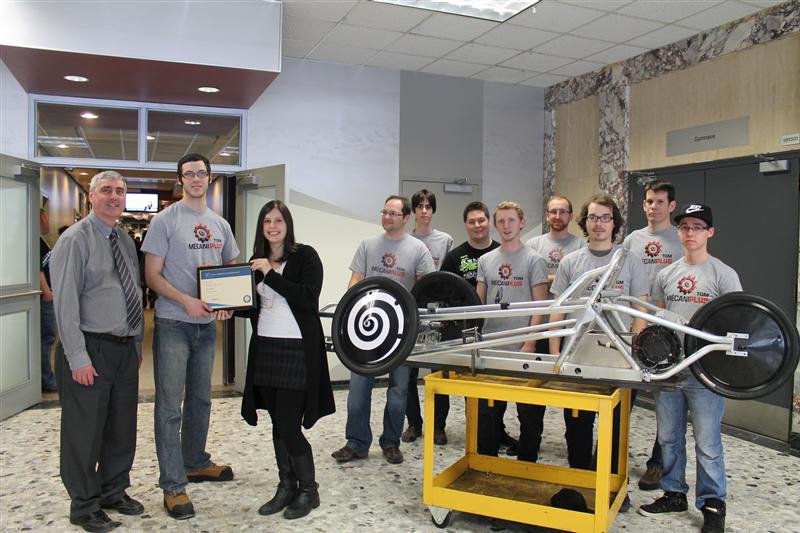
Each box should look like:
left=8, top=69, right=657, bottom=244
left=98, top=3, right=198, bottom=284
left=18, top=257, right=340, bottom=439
left=399, top=72, right=484, bottom=184
left=1, top=60, right=28, bottom=159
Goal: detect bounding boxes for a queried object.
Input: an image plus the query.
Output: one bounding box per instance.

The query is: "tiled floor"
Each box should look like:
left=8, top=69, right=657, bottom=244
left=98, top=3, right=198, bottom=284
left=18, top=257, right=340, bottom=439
left=2, top=387, right=799, bottom=532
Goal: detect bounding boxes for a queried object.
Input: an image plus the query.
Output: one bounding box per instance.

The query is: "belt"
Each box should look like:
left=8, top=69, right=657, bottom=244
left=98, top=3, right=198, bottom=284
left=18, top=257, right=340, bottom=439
left=82, top=331, right=136, bottom=344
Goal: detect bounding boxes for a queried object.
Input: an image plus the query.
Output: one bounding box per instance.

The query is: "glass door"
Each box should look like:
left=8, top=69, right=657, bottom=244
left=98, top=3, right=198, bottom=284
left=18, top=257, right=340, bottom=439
left=0, top=154, right=42, bottom=419
left=233, top=165, right=285, bottom=393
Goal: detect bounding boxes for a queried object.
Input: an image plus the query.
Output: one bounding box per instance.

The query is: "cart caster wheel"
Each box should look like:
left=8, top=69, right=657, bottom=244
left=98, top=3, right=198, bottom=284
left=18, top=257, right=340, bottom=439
left=429, top=506, right=453, bottom=528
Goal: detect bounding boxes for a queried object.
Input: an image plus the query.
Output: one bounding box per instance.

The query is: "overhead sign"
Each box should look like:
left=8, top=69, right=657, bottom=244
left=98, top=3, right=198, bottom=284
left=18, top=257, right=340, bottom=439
left=667, top=116, right=749, bottom=157
left=781, top=132, right=800, bottom=146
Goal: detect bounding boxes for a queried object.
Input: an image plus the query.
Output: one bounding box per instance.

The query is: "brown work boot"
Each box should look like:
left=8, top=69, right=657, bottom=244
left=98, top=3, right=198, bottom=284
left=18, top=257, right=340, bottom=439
left=401, top=425, right=421, bottom=442
left=638, top=465, right=662, bottom=491
left=163, top=491, right=195, bottom=520
left=382, top=446, right=404, bottom=464
left=186, top=461, right=234, bottom=483
left=331, top=445, right=368, bottom=463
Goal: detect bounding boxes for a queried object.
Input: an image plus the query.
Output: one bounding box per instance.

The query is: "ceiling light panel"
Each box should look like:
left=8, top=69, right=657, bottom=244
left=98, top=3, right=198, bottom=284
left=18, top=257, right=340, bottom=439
left=197, top=86, right=220, bottom=93
left=64, top=75, right=89, bottom=82
left=80, top=112, right=99, bottom=119
left=374, top=0, right=541, bottom=22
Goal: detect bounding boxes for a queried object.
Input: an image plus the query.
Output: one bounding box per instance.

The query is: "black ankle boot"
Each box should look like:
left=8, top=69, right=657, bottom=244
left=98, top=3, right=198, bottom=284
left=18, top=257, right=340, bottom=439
left=259, top=439, right=298, bottom=515
left=284, top=452, right=319, bottom=520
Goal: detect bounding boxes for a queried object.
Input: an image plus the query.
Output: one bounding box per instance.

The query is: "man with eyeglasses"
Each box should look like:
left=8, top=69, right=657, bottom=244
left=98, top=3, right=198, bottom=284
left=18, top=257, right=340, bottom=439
left=401, top=190, right=453, bottom=444
left=526, top=195, right=586, bottom=284
left=548, top=194, right=648, bottom=482
left=332, top=195, right=434, bottom=465
left=622, top=180, right=682, bottom=491
left=639, top=204, right=739, bottom=533
left=142, top=153, right=240, bottom=520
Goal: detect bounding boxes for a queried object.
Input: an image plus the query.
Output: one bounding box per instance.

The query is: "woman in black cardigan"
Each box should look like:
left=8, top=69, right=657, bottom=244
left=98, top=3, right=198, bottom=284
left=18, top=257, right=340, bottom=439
left=238, top=200, right=335, bottom=520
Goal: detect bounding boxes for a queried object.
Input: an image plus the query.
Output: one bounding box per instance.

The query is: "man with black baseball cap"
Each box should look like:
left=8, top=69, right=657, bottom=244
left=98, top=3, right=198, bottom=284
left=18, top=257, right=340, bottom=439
left=639, top=203, right=741, bottom=533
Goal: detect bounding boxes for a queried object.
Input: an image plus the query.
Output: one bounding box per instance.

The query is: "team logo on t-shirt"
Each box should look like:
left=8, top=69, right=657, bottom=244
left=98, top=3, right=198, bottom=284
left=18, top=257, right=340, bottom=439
left=498, top=263, right=513, bottom=280
left=548, top=248, right=564, bottom=264
left=677, top=274, right=697, bottom=295
left=644, top=240, right=662, bottom=258
left=194, top=224, right=211, bottom=242
left=381, top=252, right=397, bottom=269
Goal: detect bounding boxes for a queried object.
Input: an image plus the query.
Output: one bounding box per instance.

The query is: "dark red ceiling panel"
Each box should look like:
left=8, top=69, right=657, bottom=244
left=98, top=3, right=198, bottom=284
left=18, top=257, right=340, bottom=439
left=0, top=45, right=278, bottom=109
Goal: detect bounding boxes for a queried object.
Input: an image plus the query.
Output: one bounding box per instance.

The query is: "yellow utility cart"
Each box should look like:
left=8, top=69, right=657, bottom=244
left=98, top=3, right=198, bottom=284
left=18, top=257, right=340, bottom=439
left=422, top=371, right=631, bottom=532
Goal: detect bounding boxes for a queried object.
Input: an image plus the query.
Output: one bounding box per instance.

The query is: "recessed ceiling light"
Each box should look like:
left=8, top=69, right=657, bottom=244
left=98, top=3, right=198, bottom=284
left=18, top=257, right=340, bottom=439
left=64, top=75, right=89, bottom=82
left=197, top=86, right=220, bottom=93
left=146, top=135, right=156, bottom=140
left=373, top=0, right=541, bottom=21
left=220, top=152, right=230, bottom=156
left=57, top=144, right=68, bottom=149
left=184, top=119, right=202, bottom=126
left=79, top=172, right=89, bottom=176
left=80, top=112, right=98, bottom=119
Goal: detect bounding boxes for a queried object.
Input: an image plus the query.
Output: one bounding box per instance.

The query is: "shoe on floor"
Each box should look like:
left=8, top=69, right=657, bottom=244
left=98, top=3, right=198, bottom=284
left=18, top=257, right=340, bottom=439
left=382, top=446, right=404, bottom=464
left=69, top=510, right=121, bottom=533
left=186, top=461, right=233, bottom=482
left=433, top=429, right=448, bottom=445
left=638, top=465, right=662, bottom=491
left=331, top=445, right=368, bottom=463
left=701, top=498, right=726, bottom=533
left=100, top=492, right=145, bottom=515
left=505, top=443, right=519, bottom=456
left=401, top=425, right=421, bottom=442
left=638, top=491, right=688, bottom=517
left=163, top=490, right=195, bottom=520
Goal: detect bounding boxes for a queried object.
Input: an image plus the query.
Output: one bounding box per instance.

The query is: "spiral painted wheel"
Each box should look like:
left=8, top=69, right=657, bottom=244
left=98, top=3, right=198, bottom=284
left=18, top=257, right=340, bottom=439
left=332, top=277, right=419, bottom=376
left=685, top=292, right=799, bottom=400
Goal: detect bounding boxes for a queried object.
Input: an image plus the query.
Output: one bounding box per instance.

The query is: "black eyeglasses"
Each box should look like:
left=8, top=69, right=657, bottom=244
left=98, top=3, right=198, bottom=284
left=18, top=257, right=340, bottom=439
left=587, top=214, right=613, bottom=223
left=677, top=224, right=708, bottom=234
left=182, top=171, right=209, bottom=180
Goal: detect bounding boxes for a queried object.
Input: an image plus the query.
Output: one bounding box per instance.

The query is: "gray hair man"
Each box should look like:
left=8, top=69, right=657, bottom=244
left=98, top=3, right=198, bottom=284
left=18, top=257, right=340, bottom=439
left=51, top=170, right=145, bottom=532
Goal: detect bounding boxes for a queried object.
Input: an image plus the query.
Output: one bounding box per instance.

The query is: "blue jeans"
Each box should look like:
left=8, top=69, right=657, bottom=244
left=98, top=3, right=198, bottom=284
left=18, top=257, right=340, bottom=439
left=345, top=365, right=410, bottom=451
left=40, top=299, right=57, bottom=389
left=153, top=318, right=217, bottom=493
left=655, top=373, right=726, bottom=510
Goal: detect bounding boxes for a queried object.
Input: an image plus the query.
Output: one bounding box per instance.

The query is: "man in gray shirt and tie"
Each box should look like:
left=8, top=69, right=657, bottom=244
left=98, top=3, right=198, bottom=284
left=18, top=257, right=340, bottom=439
left=51, top=171, right=145, bottom=532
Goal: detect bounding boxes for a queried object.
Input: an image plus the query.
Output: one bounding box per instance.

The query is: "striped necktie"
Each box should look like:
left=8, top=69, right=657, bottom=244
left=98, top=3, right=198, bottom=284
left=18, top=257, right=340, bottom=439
left=109, top=231, right=144, bottom=332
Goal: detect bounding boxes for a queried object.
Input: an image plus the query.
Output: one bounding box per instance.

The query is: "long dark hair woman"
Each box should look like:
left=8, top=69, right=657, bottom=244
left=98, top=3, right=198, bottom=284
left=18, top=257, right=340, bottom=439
left=238, top=200, right=335, bottom=520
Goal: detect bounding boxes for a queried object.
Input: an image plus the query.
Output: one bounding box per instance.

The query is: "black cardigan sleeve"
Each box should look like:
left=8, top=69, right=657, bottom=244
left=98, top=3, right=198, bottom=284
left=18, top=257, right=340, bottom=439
left=262, top=245, right=323, bottom=311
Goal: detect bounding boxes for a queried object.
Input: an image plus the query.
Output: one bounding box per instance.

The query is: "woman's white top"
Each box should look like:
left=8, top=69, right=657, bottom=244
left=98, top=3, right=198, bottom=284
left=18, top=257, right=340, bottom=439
left=256, top=263, right=302, bottom=339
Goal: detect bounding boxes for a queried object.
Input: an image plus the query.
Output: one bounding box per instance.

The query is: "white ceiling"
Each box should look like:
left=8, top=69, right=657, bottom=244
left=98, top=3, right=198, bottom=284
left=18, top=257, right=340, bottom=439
left=281, top=0, right=784, bottom=87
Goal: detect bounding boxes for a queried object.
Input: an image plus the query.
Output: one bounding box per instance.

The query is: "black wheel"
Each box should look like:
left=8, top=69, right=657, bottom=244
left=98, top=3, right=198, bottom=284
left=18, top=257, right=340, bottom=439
left=332, top=277, right=418, bottom=376
left=684, top=292, right=799, bottom=400
left=430, top=510, right=453, bottom=528
left=412, top=271, right=481, bottom=341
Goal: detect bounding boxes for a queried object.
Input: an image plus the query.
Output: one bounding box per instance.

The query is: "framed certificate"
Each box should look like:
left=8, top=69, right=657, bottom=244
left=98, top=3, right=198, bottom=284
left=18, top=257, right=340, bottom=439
left=197, top=264, right=256, bottom=311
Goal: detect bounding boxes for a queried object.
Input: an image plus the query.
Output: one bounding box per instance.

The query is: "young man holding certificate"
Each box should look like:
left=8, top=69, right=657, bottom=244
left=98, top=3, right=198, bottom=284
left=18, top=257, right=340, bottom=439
left=142, top=153, right=240, bottom=520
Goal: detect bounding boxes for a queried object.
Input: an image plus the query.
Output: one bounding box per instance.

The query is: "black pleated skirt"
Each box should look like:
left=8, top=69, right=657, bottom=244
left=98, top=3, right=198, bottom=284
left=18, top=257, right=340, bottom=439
left=249, top=336, right=307, bottom=390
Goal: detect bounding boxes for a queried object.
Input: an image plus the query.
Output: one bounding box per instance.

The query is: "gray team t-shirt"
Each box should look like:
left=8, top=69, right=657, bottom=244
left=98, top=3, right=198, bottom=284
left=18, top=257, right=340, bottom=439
left=142, top=201, right=240, bottom=324
left=350, top=233, right=434, bottom=291
left=623, top=226, right=683, bottom=290
left=477, top=246, right=548, bottom=347
left=551, top=245, right=649, bottom=329
left=412, top=229, right=454, bottom=271
left=526, top=233, right=587, bottom=277
left=652, top=256, right=742, bottom=322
